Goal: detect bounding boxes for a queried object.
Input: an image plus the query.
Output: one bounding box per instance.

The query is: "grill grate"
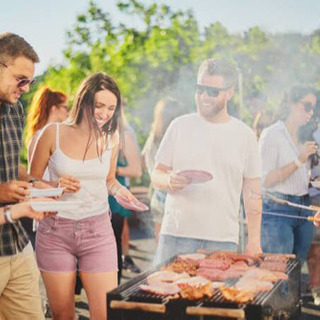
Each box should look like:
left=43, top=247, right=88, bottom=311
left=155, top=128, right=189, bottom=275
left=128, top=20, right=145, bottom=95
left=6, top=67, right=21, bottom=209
left=108, top=256, right=301, bottom=320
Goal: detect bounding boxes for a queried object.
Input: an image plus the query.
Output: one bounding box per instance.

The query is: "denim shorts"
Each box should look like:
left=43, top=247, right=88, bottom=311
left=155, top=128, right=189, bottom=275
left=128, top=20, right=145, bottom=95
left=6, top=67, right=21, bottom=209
left=36, top=213, right=117, bottom=273
left=154, top=234, right=238, bottom=266
left=261, top=192, right=313, bottom=264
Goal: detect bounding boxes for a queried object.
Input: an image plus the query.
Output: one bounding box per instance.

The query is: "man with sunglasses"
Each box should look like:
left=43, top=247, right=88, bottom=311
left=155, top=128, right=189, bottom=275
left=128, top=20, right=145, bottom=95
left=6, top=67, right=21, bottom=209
left=0, top=32, right=45, bottom=319
left=152, top=58, right=262, bottom=265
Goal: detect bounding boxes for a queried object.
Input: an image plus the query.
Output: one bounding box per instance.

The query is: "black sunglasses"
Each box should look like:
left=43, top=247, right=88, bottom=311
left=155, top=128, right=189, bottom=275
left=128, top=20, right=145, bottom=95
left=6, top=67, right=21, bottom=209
left=0, top=61, right=36, bottom=88
left=301, top=101, right=315, bottom=113
left=196, top=84, right=231, bottom=97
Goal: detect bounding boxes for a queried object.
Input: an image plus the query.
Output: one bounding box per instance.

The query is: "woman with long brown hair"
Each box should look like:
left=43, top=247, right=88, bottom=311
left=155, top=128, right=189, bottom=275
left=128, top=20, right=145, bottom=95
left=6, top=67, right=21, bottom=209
left=30, top=73, right=137, bottom=319
left=259, top=84, right=318, bottom=264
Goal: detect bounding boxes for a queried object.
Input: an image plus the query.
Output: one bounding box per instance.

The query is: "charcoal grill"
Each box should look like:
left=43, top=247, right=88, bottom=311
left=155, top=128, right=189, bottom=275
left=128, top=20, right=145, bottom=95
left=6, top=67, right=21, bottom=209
left=107, top=255, right=301, bottom=320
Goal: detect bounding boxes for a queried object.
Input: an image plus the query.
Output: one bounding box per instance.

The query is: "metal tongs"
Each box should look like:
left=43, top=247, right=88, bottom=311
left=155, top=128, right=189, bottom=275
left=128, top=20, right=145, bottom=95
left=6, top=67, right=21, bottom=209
left=265, top=193, right=319, bottom=212
left=263, top=193, right=320, bottom=224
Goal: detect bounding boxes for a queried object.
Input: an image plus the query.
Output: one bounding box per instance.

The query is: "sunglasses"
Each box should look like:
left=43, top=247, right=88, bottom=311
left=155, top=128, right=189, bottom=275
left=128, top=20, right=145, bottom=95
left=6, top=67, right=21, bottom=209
left=196, top=84, right=231, bottom=97
left=301, top=101, right=315, bottom=113
left=0, top=61, right=36, bottom=88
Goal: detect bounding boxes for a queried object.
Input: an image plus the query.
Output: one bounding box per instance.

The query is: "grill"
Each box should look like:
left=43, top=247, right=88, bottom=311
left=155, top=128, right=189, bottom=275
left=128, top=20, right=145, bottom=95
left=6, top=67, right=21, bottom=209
left=107, top=255, right=301, bottom=320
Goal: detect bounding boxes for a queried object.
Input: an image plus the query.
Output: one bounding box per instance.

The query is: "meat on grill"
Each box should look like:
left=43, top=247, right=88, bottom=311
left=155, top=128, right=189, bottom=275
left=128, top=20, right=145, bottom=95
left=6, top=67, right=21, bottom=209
left=220, top=286, right=255, bottom=304
left=259, top=260, right=287, bottom=273
left=162, top=258, right=198, bottom=276
left=236, top=278, right=274, bottom=293
left=198, top=259, right=231, bottom=270
left=175, top=276, right=212, bottom=286
left=140, top=281, right=181, bottom=296
left=178, top=253, right=206, bottom=261
left=263, top=254, right=289, bottom=263
left=178, top=281, right=215, bottom=300
left=147, top=271, right=190, bottom=284
left=206, top=252, right=261, bottom=265
left=243, top=268, right=288, bottom=282
left=197, top=267, right=245, bottom=281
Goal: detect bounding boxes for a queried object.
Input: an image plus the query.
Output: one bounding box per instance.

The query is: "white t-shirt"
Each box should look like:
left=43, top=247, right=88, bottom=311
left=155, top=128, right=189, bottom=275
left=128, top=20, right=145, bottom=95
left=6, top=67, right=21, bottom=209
left=259, top=121, right=310, bottom=196
left=155, top=113, right=261, bottom=244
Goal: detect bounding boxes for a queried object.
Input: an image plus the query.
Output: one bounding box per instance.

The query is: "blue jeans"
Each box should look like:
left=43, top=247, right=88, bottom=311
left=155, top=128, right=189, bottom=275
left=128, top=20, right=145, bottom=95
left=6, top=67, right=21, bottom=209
left=262, top=192, right=313, bottom=264
left=154, top=234, right=238, bottom=266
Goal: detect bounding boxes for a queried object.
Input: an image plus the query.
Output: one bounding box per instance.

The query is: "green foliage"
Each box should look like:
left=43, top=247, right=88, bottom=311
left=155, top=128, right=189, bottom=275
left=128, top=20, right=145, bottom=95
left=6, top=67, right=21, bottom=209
left=20, top=0, right=320, bottom=184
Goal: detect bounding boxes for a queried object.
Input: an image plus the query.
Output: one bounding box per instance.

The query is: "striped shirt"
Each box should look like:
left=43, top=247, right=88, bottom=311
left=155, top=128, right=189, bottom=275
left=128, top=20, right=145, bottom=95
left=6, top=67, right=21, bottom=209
left=259, top=120, right=310, bottom=196
left=0, top=102, right=29, bottom=256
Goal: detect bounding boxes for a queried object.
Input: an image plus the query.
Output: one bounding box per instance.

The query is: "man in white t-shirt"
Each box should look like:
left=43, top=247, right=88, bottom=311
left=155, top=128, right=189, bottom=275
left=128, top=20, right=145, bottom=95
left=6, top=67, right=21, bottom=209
left=152, top=59, right=262, bottom=265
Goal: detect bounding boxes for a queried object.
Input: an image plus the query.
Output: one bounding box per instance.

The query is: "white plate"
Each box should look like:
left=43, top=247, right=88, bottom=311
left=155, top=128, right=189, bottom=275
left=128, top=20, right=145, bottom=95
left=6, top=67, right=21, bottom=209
left=311, top=181, right=320, bottom=188
left=30, top=200, right=82, bottom=212
left=29, top=187, right=65, bottom=198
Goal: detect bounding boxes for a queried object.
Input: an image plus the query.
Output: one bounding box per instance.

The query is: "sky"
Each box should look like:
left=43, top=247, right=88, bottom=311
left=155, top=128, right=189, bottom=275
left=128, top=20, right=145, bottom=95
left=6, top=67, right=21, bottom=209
left=1, top=0, right=320, bottom=75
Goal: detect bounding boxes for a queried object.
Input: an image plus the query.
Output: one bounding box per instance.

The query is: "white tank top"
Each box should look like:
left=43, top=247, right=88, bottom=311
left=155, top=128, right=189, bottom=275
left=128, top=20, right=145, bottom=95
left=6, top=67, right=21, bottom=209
left=48, top=123, right=111, bottom=220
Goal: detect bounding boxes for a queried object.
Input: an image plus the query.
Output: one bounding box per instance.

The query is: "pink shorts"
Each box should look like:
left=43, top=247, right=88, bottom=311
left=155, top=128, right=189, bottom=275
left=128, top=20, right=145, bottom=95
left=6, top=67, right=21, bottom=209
left=35, top=213, right=117, bottom=273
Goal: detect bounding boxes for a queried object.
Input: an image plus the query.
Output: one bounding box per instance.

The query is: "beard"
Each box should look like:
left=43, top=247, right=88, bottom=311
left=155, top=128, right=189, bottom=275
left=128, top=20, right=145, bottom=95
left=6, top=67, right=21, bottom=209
left=198, top=99, right=225, bottom=120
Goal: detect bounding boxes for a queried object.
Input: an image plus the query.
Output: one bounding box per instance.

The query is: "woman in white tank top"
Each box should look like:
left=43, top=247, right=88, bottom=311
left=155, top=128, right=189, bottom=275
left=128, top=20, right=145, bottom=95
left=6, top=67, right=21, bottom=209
left=30, top=73, right=137, bottom=320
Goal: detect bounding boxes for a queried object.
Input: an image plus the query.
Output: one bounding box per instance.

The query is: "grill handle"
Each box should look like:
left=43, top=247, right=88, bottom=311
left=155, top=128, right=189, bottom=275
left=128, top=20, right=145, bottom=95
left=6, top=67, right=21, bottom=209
left=110, top=300, right=166, bottom=314
left=186, top=306, right=245, bottom=319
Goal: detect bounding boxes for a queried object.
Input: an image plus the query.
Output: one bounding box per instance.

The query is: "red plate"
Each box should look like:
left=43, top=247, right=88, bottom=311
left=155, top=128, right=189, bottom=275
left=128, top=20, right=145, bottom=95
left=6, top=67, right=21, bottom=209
left=176, top=170, right=213, bottom=184
left=115, top=194, right=149, bottom=212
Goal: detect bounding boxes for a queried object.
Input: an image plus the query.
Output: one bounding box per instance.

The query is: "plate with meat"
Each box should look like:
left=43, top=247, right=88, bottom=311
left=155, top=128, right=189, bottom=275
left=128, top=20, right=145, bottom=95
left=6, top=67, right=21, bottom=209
left=176, top=170, right=213, bottom=184
left=115, top=194, right=149, bottom=212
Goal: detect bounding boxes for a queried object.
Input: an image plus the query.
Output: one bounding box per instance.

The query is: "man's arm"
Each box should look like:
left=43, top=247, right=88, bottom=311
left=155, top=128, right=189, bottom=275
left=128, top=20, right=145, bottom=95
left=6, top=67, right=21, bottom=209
left=0, top=199, right=56, bottom=225
left=242, top=177, right=262, bottom=255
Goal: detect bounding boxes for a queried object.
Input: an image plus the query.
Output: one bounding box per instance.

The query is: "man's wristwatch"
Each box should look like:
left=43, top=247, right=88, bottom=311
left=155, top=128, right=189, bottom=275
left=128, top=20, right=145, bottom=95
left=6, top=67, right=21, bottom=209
left=28, top=177, right=38, bottom=185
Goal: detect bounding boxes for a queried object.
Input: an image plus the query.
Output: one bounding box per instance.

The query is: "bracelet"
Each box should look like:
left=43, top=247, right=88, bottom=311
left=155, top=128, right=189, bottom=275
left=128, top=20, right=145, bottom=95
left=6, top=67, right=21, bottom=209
left=4, top=205, right=15, bottom=224
left=294, top=158, right=303, bottom=168
left=3, top=209, right=8, bottom=224
left=113, top=186, right=120, bottom=197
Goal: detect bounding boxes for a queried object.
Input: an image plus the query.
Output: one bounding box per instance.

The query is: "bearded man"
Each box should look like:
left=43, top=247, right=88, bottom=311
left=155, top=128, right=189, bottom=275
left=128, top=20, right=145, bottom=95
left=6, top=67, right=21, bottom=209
left=152, top=59, right=262, bottom=265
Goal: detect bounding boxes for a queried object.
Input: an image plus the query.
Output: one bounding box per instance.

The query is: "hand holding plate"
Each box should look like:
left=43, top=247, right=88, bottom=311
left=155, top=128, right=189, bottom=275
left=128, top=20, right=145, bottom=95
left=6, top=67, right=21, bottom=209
left=168, top=172, right=191, bottom=192
left=58, top=175, right=80, bottom=193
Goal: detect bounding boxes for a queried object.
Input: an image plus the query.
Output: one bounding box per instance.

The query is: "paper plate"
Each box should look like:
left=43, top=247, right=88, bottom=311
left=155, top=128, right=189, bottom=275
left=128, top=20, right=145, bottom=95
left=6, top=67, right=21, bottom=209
left=29, top=187, right=65, bottom=198
left=115, top=194, right=149, bottom=212
left=30, top=200, right=82, bottom=212
left=176, top=170, right=213, bottom=184
left=311, top=181, right=320, bottom=188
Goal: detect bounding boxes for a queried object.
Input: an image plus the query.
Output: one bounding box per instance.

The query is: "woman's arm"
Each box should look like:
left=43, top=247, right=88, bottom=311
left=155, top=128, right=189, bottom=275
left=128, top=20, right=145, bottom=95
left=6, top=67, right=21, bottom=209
left=116, top=130, right=142, bottom=178
left=106, top=132, right=136, bottom=200
left=264, top=141, right=318, bottom=188
left=29, top=125, right=57, bottom=187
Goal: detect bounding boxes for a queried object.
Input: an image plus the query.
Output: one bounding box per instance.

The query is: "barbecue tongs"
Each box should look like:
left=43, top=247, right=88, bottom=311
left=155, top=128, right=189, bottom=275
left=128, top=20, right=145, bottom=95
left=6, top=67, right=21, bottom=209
left=265, top=193, right=320, bottom=214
